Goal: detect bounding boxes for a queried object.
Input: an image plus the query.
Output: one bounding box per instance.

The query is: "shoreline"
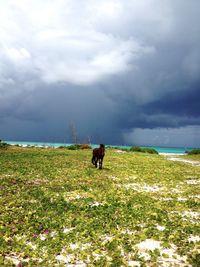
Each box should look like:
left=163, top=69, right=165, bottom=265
left=6, top=142, right=189, bottom=155
left=5, top=140, right=199, bottom=154
left=159, top=153, right=185, bottom=156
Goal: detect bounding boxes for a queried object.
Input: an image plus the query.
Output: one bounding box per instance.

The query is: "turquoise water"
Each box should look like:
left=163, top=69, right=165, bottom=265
left=6, top=140, right=197, bottom=154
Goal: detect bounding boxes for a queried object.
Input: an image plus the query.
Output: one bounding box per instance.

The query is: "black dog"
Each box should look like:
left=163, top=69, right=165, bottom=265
left=92, top=144, right=105, bottom=169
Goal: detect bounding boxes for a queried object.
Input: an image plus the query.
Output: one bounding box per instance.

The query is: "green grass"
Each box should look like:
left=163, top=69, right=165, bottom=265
left=0, top=147, right=200, bottom=266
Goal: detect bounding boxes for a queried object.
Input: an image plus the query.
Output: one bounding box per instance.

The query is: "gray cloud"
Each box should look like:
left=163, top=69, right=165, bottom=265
left=0, top=0, right=200, bottom=147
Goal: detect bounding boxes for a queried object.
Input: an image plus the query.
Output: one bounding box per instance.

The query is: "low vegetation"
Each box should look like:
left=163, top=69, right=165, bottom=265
left=130, top=146, right=158, bottom=154
left=0, top=140, right=10, bottom=149
left=59, top=144, right=92, bottom=150
left=0, top=146, right=199, bottom=266
left=187, top=149, right=200, bottom=155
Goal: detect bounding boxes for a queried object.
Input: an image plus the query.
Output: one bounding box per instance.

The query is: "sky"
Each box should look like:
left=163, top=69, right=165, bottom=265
left=0, top=0, right=200, bottom=147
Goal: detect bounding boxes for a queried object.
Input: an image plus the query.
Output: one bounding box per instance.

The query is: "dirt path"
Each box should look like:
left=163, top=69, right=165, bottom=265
left=161, top=154, right=200, bottom=167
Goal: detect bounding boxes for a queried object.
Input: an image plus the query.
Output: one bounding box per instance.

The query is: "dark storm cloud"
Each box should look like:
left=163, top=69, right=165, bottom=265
left=144, top=83, right=200, bottom=118
left=113, top=81, right=200, bottom=129
left=0, top=0, right=200, bottom=146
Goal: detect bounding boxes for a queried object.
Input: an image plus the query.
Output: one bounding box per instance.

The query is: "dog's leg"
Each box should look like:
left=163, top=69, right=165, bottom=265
left=92, top=156, right=95, bottom=165
left=95, top=157, right=98, bottom=168
left=99, top=157, right=102, bottom=169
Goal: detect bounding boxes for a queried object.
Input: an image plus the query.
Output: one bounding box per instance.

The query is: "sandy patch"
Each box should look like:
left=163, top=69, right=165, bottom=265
left=90, top=202, right=104, bottom=207
left=125, top=183, right=164, bottom=193
left=188, top=235, right=200, bottom=242
left=115, top=150, right=126, bottom=153
left=162, top=155, right=200, bottom=166
left=63, top=227, right=75, bottom=234
left=136, top=239, right=161, bottom=251
left=135, top=240, right=191, bottom=266
left=186, top=180, right=200, bottom=185
left=182, top=211, right=200, bottom=219
left=63, top=191, right=90, bottom=201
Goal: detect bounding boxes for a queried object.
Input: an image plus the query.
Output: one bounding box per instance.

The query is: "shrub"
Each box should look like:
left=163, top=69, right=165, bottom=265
left=130, top=146, right=158, bottom=154
left=130, top=146, right=142, bottom=152
left=59, top=144, right=91, bottom=150
left=143, top=148, right=158, bottom=154
left=187, top=149, right=200, bottom=155
left=80, top=144, right=92, bottom=149
left=0, top=140, right=10, bottom=149
left=67, top=144, right=81, bottom=150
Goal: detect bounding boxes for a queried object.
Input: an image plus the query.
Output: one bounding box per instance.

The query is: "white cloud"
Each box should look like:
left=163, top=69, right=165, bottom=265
left=0, top=0, right=155, bottom=86
left=1, top=0, right=199, bottom=88
left=35, top=33, right=154, bottom=85
left=5, top=47, right=31, bottom=62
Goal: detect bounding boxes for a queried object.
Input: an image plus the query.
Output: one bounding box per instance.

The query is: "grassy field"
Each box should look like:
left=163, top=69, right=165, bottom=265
left=0, top=147, right=200, bottom=266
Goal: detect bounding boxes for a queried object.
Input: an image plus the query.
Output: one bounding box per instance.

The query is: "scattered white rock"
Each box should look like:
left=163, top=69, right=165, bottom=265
left=138, top=252, right=151, bottom=261
left=92, top=252, right=102, bottom=260
left=39, top=234, right=46, bottom=241
left=26, top=241, right=37, bottom=250
left=136, top=239, right=161, bottom=251
left=50, top=231, right=57, bottom=237
left=171, top=210, right=200, bottom=223
left=135, top=240, right=191, bottom=266
left=127, top=175, right=137, bottom=179
left=5, top=255, right=20, bottom=265
left=171, top=188, right=182, bottom=193
left=156, top=225, right=166, bottom=231
left=188, top=235, right=200, bottom=242
left=115, top=150, right=126, bottom=153
left=108, top=175, right=119, bottom=180
left=81, top=243, right=91, bottom=250
left=159, top=197, right=173, bottom=201
left=64, top=193, right=88, bottom=201
left=136, top=223, right=146, bottom=228
left=158, top=245, right=191, bottom=267
left=186, top=180, right=200, bottom=185
left=100, top=234, right=113, bottom=244
left=182, top=211, right=200, bottom=219
left=70, top=243, right=79, bottom=250
left=121, top=229, right=135, bottom=235
left=177, top=197, right=188, bottom=201
left=55, top=254, right=73, bottom=263
left=191, top=195, right=200, bottom=199
left=128, top=260, right=140, bottom=266
left=68, top=243, right=91, bottom=251
left=125, top=183, right=163, bottom=193
left=90, top=202, right=104, bottom=207
left=63, top=227, right=75, bottom=234
left=5, top=255, right=30, bottom=266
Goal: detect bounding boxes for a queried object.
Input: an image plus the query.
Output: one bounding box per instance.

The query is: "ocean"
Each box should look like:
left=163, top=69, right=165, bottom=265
left=5, top=140, right=197, bottom=154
